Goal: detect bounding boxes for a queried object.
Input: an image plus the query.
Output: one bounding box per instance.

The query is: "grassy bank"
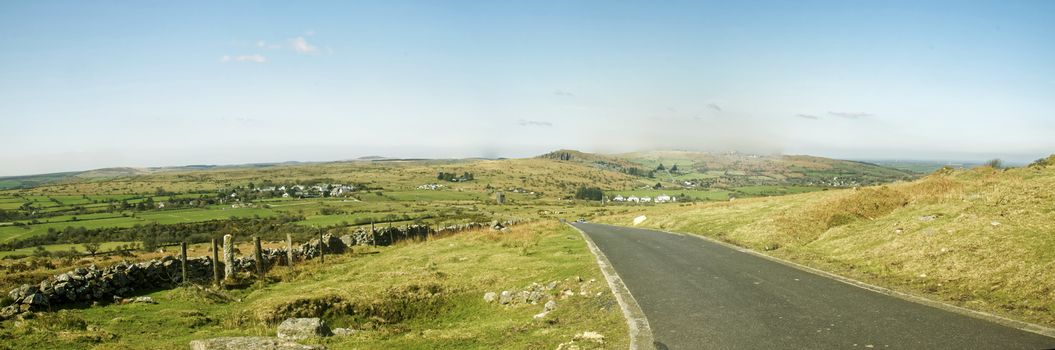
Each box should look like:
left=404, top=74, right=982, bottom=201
left=597, top=160, right=1055, bottom=328
left=0, top=221, right=628, bottom=349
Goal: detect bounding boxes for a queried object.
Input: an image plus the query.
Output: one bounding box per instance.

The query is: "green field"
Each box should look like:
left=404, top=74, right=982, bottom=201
left=0, top=221, right=628, bottom=349
left=0, top=241, right=136, bottom=258
left=0, top=207, right=278, bottom=243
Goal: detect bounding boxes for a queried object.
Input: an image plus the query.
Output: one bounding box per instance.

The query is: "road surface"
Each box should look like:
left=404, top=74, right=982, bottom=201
left=574, top=223, right=1055, bottom=349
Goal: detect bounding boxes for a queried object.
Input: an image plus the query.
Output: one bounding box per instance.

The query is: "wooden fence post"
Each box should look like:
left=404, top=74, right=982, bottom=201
left=286, top=233, right=294, bottom=271
left=180, top=242, right=188, bottom=284
left=211, top=238, right=220, bottom=287
left=253, top=236, right=264, bottom=279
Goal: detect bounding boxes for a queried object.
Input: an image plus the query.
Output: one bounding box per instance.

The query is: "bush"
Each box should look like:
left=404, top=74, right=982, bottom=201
left=984, top=159, right=1003, bottom=169
left=574, top=187, right=604, bottom=201
left=1029, top=155, right=1055, bottom=168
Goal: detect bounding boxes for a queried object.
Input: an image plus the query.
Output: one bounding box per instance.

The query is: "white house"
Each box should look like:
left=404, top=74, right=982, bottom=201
left=655, top=194, right=672, bottom=203
left=612, top=195, right=626, bottom=202
left=627, top=196, right=640, bottom=203
left=641, top=197, right=652, bottom=203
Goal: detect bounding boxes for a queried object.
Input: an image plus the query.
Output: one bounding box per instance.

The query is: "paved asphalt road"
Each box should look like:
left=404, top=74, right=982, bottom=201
left=574, top=223, right=1055, bottom=350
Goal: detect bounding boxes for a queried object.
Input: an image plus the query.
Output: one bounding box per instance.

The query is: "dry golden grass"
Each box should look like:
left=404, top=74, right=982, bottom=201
left=598, top=160, right=1055, bottom=327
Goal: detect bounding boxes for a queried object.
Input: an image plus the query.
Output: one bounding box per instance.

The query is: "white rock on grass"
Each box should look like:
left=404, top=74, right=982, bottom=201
left=331, top=328, right=356, bottom=336
left=533, top=311, right=549, bottom=320
left=574, top=331, right=605, bottom=344
left=556, top=341, right=581, bottom=350
left=483, top=292, right=497, bottom=303
left=277, top=318, right=332, bottom=341
left=190, top=337, right=324, bottom=350
left=499, top=291, right=513, bottom=305
left=544, top=300, right=557, bottom=312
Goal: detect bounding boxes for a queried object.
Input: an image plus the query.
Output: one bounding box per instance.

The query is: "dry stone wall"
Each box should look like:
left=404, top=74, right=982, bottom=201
left=1, top=220, right=523, bottom=319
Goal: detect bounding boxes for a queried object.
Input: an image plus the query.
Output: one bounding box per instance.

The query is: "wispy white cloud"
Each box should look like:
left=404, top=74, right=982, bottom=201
left=553, top=89, right=574, bottom=97
left=828, top=111, right=873, bottom=119
left=256, top=40, right=282, bottom=49
left=796, top=114, right=820, bottom=120
left=517, top=119, right=553, bottom=127
left=219, top=54, right=267, bottom=63
left=707, top=103, right=723, bottom=112
left=254, top=36, right=321, bottom=54
left=290, top=36, right=318, bottom=54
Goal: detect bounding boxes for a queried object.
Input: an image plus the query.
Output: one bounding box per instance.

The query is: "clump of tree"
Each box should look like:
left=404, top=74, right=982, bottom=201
left=437, top=172, right=474, bottom=182
left=984, top=159, right=1004, bottom=169
left=82, top=241, right=101, bottom=256
left=622, top=167, right=655, bottom=178
left=575, top=187, right=604, bottom=201
left=656, top=163, right=666, bottom=171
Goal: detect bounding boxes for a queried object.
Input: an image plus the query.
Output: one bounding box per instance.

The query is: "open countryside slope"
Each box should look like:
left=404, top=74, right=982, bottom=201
left=0, top=222, right=628, bottom=349
left=597, top=156, right=1055, bottom=328
left=619, top=150, right=918, bottom=187
left=575, top=223, right=1055, bottom=349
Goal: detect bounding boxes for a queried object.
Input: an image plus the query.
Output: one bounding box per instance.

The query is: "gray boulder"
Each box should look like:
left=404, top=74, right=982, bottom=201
left=483, top=292, right=497, bottom=303
left=189, top=337, right=325, bottom=350
left=544, top=300, right=557, bottom=312
left=277, top=318, right=332, bottom=340
left=498, top=291, right=513, bottom=305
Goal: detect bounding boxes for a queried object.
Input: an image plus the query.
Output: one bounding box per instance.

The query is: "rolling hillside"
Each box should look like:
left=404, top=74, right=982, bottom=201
left=596, top=155, right=1055, bottom=328
left=619, top=150, right=918, bottom=187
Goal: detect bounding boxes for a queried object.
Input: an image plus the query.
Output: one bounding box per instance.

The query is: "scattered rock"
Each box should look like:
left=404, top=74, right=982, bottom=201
left=499, top=291, right=513, bottom=305
left=528, top=291, right=543, bottom=304
left=544, top=300, right=557, bottom=312
left=331, top=328, right=356, bottom=336
left=189, top=336, right=325, bottom=350
left=556, top=342, right=581, bottom=350
left=990, top=221, right=1001, bottom=227
left=533, top=311, right=549, bottom=320
left=483, top=292, right=497, bottom=303
left=516, top=291, right=530, bottom=304
left=277, top=318, right=332, bottom=340
left=574, top=331, right=605, bottom=344
left=128, top=296, right=156, bottom=304
left=918, top=215, right=937, bottom=222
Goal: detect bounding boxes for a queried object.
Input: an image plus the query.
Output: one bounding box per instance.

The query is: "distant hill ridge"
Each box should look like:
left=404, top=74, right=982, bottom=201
left=539, top=149, right=918, bottom=187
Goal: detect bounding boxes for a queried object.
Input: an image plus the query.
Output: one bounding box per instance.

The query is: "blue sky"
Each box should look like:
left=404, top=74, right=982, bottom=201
left=1, top=1, right=1053, bottom=176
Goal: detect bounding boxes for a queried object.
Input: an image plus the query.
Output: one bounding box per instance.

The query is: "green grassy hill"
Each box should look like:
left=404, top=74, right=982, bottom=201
left=619, top=150, right=918, bottom=187
left=597, top=155, right=1055, bottom=328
